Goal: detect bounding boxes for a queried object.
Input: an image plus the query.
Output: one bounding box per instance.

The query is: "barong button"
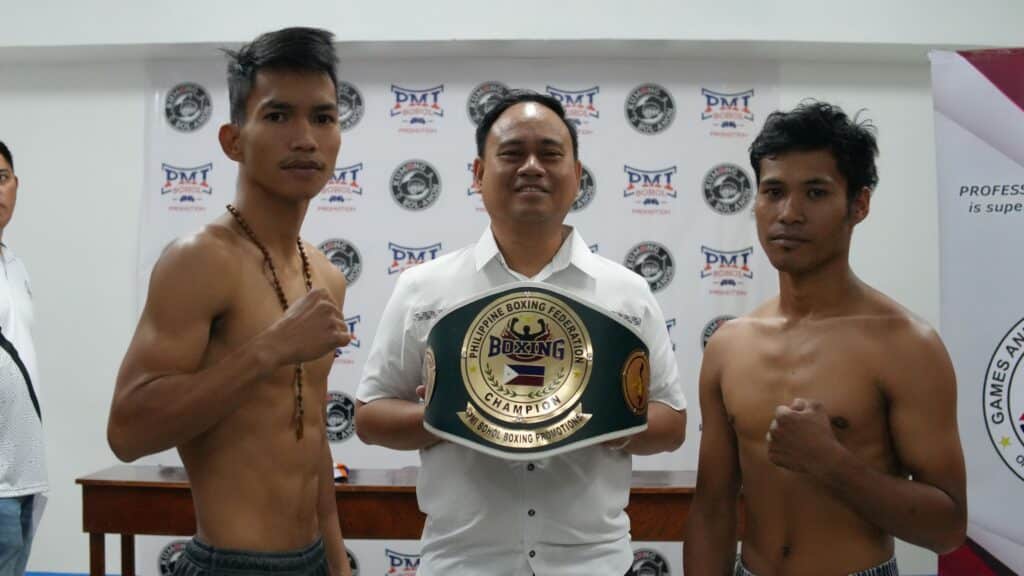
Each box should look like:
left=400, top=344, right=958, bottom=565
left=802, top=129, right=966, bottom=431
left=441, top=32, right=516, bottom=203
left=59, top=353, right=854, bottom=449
left=529, top=551, right=536, bottom=558
left=527, top=463, right=535, bottom=471
left=528, top=509, right=536, bottom=516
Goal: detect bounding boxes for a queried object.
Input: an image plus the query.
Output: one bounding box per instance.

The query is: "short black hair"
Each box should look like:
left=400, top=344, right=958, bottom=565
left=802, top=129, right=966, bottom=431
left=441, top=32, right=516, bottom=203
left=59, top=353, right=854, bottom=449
left=749, top=101, right=878, bottom=202
left=223, top=27, right=339, bottom=125
left=0, top=141, right=12, bottom=171
left=475, top=89, right=579, bottom=160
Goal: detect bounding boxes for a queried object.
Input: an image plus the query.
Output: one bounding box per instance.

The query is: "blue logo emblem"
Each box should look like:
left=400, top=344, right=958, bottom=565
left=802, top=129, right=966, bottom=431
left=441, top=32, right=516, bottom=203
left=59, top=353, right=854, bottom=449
left=701, top=245, right=753, bottom=295
left=701, top=88, right=755, bottom=137
left=385, top=549, right=420, bottom=574
left=388, top=242, right=442, bottom=274
left=391, top=84, right=444, bottom=132
left=318, top=163, right=363, bottom=212
left=161, top=163, right=213, bottom=211
left=624, top=165, right=677, bottom=213
left=546, top=85, right=600, bottom=134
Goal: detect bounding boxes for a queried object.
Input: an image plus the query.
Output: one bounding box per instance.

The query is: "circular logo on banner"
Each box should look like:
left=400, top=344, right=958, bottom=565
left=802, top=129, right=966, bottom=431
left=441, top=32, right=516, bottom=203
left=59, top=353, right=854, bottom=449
left=572, top=164, right=596, bottom=212
left=391, top=160, right=442, bottom=211
left=422, top=347, right=437, bottom=407
left=629, top=548, right=671, bottom=575
left=624, top=242, right=675, bottom=293
left=702, top=315, right=736, bottom=349
left=337, top=81, right=365, bottom=132
left=703, top=163, right=753, bottom=215
left=318, top=239, right=362, bottom=286
left=158, top=540, right=189, bottom=576
left=625, top=84, right=675, bottom=135
left=326, top=390, right=356, bottom=443
left=165, top=83, right=212, bottom=132
left=347, top=549, right=360, bottom=576
left=984, top=316, right=1024, bottom=483
left=462, top=291, right=593, bottom=425
left=467, top=81, right=510, bottom=125
left=621, top=350, right=650, bottom=416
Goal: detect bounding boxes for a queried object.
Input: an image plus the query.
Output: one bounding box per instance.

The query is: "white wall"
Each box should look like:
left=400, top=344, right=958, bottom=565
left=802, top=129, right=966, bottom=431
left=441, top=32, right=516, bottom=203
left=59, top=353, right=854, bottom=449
left=2, top=0, right=1022, bottom=50
left=0, top=60, right=146, bottom=571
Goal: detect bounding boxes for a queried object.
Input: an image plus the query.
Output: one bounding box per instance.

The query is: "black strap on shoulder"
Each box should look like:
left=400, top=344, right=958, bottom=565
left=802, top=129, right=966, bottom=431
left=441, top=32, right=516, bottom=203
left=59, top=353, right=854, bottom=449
left=0, top=328, right=40, bottom=422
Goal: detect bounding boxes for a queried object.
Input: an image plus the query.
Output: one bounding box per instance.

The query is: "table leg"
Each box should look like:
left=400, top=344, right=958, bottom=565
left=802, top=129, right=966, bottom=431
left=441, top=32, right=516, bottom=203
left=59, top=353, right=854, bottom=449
left=121, top=534, right=135, bottom=576
left=89, top=533, right=104, bottom=576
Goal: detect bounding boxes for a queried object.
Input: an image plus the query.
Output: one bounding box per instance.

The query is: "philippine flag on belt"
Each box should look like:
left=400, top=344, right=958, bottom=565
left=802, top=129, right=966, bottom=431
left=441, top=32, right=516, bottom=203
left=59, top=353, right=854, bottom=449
left=502, top=364, right=545, bottom=386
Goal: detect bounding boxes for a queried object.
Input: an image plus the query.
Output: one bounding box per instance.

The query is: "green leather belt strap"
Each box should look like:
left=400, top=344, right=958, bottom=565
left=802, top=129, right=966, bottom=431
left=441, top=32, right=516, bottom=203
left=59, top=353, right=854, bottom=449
left=422, top=281, right=650, bottom=460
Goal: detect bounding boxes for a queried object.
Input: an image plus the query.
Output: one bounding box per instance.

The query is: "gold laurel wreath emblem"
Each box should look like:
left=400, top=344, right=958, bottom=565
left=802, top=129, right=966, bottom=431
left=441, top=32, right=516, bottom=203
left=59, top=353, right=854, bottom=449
left=461, top=291, right=593, bottom=425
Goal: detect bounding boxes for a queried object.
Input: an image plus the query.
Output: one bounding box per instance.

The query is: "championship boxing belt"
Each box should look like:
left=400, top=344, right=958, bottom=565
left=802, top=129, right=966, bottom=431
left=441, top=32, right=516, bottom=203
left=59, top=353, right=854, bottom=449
left=422, top=281, right=650, bottom=460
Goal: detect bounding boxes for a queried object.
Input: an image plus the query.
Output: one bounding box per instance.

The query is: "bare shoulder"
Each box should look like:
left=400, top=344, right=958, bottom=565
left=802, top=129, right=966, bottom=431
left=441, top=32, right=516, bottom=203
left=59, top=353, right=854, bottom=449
left=146, top=221, right=243, bottom=313
left=305, top=240, right=347, bottom=304
left=703, top=302, right=775, bottom=366
left=858, top=286, right=954, bottom=397
left=710, top=297, right=781, bottom=346
left=156, top=222, right=242, bottom=276
left=860, top=285, right=944, bottom=351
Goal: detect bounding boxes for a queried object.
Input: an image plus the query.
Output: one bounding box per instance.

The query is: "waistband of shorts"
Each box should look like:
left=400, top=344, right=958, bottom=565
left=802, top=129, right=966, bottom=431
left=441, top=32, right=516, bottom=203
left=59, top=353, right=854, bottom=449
left=184, top=536, right=325, bottom=572
left=736, top=555, right=898, bottom=576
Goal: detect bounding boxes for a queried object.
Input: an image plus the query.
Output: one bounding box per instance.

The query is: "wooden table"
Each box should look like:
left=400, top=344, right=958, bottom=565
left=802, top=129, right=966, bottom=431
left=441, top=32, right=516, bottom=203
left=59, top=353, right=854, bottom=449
left=78, top=465, right=702, bottom=576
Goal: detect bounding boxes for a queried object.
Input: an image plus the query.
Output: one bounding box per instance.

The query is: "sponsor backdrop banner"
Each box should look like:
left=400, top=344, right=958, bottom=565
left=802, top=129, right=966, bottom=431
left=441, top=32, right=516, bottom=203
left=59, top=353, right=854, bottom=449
left=141, top=58, right=780, bottom=575
left=932, top=49, right=1024, bottom=575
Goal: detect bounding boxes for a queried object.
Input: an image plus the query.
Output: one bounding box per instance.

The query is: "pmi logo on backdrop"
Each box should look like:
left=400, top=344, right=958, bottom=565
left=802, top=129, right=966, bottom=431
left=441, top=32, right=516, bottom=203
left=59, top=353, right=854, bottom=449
left=158, top=540, right=188, bottom=576
left=623, top=165, right=677, bottom=215
left=325, top=390, right=356, bottom=443
left=665, top=318, right=677, bottom=351
left=388, top=242, right=442, bottom=275
left=165, top=82, right=211, bottom=132
left=467, top=81, right=510, bottom=125
left=334, top=315, right=362, bottom=364
left=466, top=163, right=485, bottom=212
left=624, top=241, right=675, bottom=293
left=385, top=549, right=421, bottom=574
left=701, top=246, right=754, bottom=296
left=318, top=239, right=362, bottom=285
left=317, top=163, right=364, bottom=213
left=390, top=84, right=444, bottom=133
left=546, top=85, right=600, bottom=135
left=161, top=163, right=213, bottom=212
left=391, top=160, right=442, bottom=211
left=629, top=548, right=671, bottom=575
left=572, top=164, right=597, bottom=212
left=701, top=88, right=755, bottom=138
left=625, top=83, right=675, bottom=135
left=703, top=163, right=753, bottom=215
left=337, top=81, right=365, bottom=132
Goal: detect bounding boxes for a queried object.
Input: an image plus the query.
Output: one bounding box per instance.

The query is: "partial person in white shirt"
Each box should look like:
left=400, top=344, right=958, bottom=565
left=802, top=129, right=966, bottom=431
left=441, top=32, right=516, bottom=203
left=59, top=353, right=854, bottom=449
left=355, top=90, right=687, bottom=576
left=0, top=141, right=46, bottom=576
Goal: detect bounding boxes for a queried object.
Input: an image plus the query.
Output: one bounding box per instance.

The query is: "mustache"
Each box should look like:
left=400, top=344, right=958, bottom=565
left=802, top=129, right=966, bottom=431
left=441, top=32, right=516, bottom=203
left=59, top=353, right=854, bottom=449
left=279, top=158, right=325, bottom=170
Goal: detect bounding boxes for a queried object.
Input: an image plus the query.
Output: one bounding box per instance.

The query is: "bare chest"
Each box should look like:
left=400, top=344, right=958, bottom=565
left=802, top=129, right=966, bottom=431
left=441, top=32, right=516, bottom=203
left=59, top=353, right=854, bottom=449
left=207, top=265, right=335, bottom=402
left=721, top=326, right=890, bottom=448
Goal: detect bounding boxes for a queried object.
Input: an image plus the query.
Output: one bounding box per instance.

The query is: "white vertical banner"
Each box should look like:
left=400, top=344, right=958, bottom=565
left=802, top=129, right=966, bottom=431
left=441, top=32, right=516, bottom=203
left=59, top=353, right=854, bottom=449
left=932, top=49, right=1024, bottom=575
left=139, top=56, right=780, bottom=575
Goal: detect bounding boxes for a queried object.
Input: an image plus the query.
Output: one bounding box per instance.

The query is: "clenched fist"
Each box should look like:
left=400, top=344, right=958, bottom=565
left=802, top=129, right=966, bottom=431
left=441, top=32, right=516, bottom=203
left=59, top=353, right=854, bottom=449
left=266, top=288, right=351, bottom=366
left=766, top=398, right=844, bottom=477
